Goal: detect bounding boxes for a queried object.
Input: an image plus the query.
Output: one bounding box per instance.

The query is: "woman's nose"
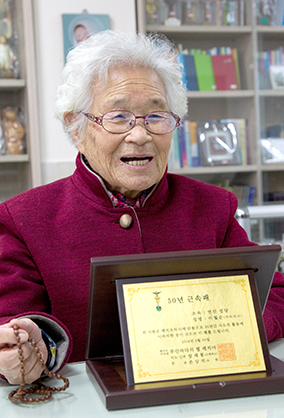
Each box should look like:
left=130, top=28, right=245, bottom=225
left=124, top=121, right=152, bottom=144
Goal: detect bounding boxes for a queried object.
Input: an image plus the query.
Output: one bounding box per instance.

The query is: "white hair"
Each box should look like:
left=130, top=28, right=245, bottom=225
left=54, top=30, right=188, bottom=142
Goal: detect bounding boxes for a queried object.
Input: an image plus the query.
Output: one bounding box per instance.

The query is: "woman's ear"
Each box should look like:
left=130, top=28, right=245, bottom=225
left=63, top=112, right=83, bottom=148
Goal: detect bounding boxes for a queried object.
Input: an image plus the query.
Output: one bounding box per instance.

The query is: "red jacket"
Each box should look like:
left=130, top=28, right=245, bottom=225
left=0, top=153, right=283, bottom=365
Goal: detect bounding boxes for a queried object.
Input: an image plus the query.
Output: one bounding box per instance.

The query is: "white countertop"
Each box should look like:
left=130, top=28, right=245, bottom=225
left=1, top=339, right=284, bottom=418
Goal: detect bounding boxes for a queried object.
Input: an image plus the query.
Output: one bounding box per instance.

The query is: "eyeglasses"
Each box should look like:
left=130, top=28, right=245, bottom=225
left=81, top=110, right=180, bottom=135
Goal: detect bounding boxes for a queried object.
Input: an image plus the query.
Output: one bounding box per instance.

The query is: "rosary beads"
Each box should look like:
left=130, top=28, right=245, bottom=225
left=8, top=325, right=69, bottom=404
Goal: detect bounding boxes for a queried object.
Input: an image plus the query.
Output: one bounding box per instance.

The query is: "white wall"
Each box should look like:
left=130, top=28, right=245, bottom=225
left=33, top=0, right=136, bottom=184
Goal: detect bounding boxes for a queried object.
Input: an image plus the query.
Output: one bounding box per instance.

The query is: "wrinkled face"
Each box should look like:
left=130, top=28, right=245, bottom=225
left=74, top=66, right=173, bottom=198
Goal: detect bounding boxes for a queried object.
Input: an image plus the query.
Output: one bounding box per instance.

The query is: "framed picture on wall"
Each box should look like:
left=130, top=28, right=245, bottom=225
left=62, top=11, right=110, bottom=62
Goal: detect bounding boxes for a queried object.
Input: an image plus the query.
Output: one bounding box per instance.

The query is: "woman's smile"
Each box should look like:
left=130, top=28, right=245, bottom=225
left=120, top=156, right=153, bottom=167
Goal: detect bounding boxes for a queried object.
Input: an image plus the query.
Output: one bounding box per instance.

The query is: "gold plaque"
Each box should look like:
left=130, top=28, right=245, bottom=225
left=116, top=271, right=268, bottom=385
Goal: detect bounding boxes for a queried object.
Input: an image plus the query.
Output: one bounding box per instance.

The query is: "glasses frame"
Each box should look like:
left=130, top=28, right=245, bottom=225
left=81, top=110, right=181, bottom=135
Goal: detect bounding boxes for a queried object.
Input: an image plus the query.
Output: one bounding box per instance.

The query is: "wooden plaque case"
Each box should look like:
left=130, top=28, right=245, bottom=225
left=85, top=245, right=284, bottom=410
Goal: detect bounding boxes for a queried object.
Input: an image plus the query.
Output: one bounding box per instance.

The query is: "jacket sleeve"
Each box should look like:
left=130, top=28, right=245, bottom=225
left=262, top=271, right=284, bottom=341
left=0, top=202, right=73, bottom=371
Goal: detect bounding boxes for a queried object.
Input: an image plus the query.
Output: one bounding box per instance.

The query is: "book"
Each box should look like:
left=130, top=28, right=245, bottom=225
left=177, top=122, right=187, bottom=167
left=189, top=121, right=199, bottom=167
left=235, top=118, right=247, bottom=165
left=168, top=129, right=180, bottom=169
left=184, top=120, right=192, bottom=167
left=170, top=121, right=194, bottom=168
left=183, top=54, right=199, bottom=91
left=247, top=186, right=256, bottom=206
left=232, top=48, right=241, bottom=89
left=216, top=1, right=224, bottom=25
left=193, top=55, right=216, bottom=91
left=211, top=54, right=238, bottom=90
left=222, top=0, right=228, bottom=25
left=177, top=53, right=189, bottom=91
left=238, top=0, right=245, bottom=25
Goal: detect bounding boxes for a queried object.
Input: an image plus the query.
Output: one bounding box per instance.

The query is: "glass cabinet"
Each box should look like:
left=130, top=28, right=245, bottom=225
left=0, top=0, right=41, bottom=203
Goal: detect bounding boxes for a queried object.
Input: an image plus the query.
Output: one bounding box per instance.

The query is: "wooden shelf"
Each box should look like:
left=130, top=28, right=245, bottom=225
left=0, top=154, right=29, bottom=163
left=186, top=90, right=255, bottom=99
left=257, top=26, right=284, bottom=38
left=146, top=24, right=252, bottom=34
left=259, top=90, right=284, bottom=97
left=0, top=79, right=26, bottom=89
left=261, top=164, right=284, bottom=172
left=170, top=165, right=258, bottom=176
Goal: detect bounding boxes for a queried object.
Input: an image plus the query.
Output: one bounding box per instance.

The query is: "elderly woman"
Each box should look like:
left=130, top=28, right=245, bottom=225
left=0, top=30, right=284, bottom=386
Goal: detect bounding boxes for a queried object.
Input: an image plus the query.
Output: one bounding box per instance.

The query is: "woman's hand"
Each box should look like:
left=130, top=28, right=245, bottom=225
left=0, top=318, right=48, bottom=384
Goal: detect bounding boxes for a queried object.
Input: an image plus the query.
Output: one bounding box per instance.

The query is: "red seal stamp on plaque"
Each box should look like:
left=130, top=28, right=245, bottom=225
left=217, top=343, right=237, bottom=362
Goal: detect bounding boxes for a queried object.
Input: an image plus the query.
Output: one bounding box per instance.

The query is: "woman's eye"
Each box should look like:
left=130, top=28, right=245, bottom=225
left=147, top=114, right=163, bottom=123
left=111, top=114, right=128, bottom=122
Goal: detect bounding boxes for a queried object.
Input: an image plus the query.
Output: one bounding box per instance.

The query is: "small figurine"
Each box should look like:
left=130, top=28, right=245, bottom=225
left=1, top=107, right=24, bottom=155
left=0, top=0, right=12, bottom=39
left=164, top=0, right=181, bottom=26
left=0, top=34, right=15, bottom=77
left=0, top=0, right=17, bottom=78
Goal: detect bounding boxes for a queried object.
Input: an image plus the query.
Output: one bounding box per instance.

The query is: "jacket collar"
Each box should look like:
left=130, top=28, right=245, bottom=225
left=71, top=152, right=169, bottom=209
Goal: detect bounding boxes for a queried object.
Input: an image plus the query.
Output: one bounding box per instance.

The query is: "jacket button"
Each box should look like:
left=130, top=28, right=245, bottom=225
left=119, top=214, right=133, bottom=229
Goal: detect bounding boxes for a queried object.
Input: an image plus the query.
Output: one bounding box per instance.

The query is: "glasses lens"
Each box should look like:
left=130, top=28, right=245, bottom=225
left=102, top=111, right=135, bottom=133
left=145, top=112, right=178, bottom=134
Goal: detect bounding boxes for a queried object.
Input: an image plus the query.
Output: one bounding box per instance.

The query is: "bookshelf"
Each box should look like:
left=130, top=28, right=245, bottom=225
left=135, top=0, right=284, bottom=209
left=0, top=0, right=41, bottom=202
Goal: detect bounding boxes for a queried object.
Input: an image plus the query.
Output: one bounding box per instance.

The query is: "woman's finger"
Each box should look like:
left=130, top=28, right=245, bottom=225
left=0, top=323, right=28, bottom=347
